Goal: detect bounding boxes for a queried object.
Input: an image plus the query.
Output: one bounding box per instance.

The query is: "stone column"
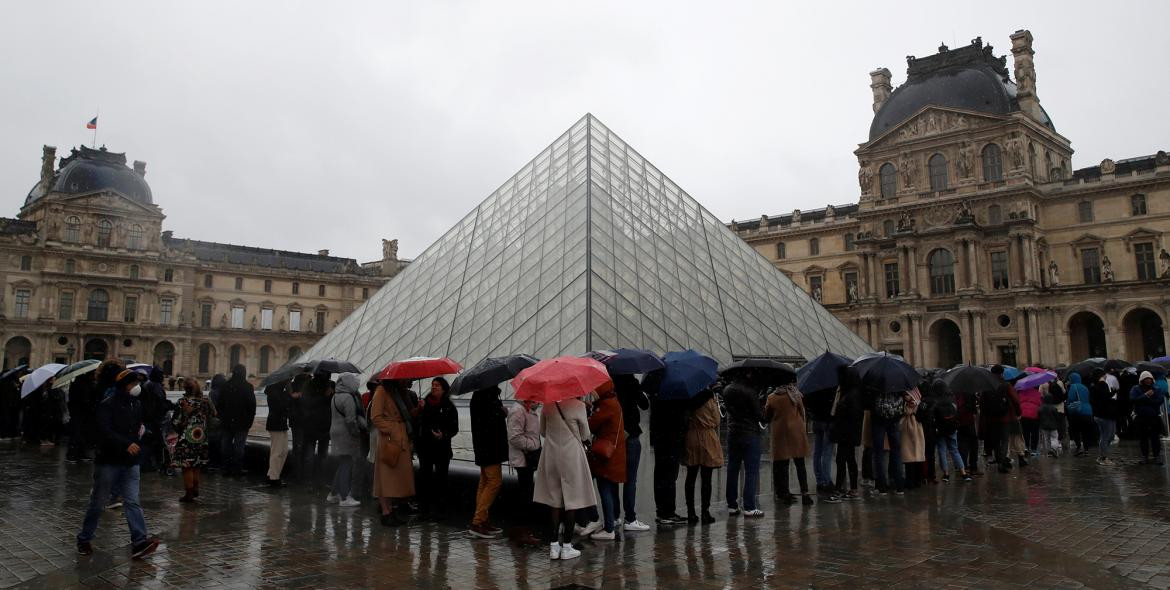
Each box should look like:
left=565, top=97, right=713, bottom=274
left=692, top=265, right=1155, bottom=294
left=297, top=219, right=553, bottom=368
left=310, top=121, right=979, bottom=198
left=862, top=253, right=873, bottom=298
left=909, top=246, right=921, bottom=295
left=1016, top=308, right=1030, bottom=364
left=899, top=247, right=910, bottom=297
left=1023, top=237, right=1036, bottom=285
left=914, top=315, right=926, bottom=366
left=1028, top=309, right=1042, bottom=365
left=967, top=240, right=980, bottom=289
left=1008, top=237, right=1020, bottom=287
left=1105, top=305, right=1124, bottom=361
left=960, top=312, right=973, bottom=364
left=973, top=312, right=987, bottom=365
left=957, top=240, right=969, bottom=290
left=902, top=315, right=913, bottom=362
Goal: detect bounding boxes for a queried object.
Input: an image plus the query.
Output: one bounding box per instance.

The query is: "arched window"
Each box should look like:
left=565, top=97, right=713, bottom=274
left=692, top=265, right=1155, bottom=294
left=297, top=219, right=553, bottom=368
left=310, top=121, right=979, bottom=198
left=129, top=265, right=139, bottom=279
left=928, top=249, right=956, bottom=295
left=87, top=289, right=110, bottom=321
left=775, top=242, right=786, bottom=260
left=883, top=219, right=895, bottom=237
left=981, top=144, right=1003, bottom=182
left=879, top=163, right=896, bottom=198
left=928, top=154, right=949, bottom=191
left=65, top=216, right=81, bottom=243
left=809, top=238, right=820, bottom=256
left=1028, top=143, right=1037, bottom=177
left=1044, top=152, right=1053, bottom=181
left=96, top=220, right=112, bottom=247
left=128, top=225, right=144, bottom=250
left=988, top=204, right=1003, bottom=225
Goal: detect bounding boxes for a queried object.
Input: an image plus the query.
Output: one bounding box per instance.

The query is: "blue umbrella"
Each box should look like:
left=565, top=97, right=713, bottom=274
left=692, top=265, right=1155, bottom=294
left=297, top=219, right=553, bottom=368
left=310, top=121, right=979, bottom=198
left=999, top=366, right=1024, bottom=381
left=643, top=350, right=718, bottom=400
left=850, top=352, right=918, bottom=395
left=796, top=351, right=854, bottom=393
left=601, top=348, right=666, bottom=376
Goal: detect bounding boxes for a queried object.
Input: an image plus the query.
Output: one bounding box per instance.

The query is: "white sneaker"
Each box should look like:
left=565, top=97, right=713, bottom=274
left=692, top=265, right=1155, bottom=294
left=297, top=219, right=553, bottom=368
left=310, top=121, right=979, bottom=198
left=559, top=544, right=581, bottom=560
left=623, top=519, right=650, bottom=532
left=579, top=520, right=603, bottom=537
left=339, top=497, right=361, bottom=507
left=325, top=493, right=339, bottom=503
left=549, top=542, right=561, bottom=560
left=743, top=509, right=765, bottom=518
left=590, top=529, right=615, bottom=540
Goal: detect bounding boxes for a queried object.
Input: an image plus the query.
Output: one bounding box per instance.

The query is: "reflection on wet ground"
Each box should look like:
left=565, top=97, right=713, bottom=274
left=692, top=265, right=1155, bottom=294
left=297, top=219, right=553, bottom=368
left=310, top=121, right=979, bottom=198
left=2, top=431, right=1169, bottom=589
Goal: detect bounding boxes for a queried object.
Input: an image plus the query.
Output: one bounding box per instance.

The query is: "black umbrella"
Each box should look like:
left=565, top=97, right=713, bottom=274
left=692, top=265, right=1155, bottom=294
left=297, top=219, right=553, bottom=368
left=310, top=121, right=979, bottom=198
left=940, top=365, right=1000, bottom=394
left=1134, top=361, right=1167, bottom=377
left=0, top=364, right=29, bottom=382
left=795, top=351, right=853, bottom=393
left=1066, top=359, right=1105, bottom=379
left=451, top=354, right=540, bottom=395
left=850, top=352, right=919, bottom=395
left=259, top=358, right=362, bottom=388
left=601, top=348, right=666, bottom=376
left=719, top=358, right=797, bottom=386
left=1103, top=359, right=1132, bottom=372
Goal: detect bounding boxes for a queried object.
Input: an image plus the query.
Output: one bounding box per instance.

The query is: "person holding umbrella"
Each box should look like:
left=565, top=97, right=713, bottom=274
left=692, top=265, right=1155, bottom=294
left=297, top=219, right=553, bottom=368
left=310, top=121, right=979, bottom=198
left=831, top=365, right=864, bottom=500
left=264, top=378, right=292, bottom=488
left=65, top=367, right=99, bottom=462
left=682, top=386, right=722, bottom=524
left=1130, top=371, right=1167, bottom=465
left=370, top=379, right=415, bottom=526
left=0, top=367, right=28, bottom=440
left=417, top=377, right=459, bottom=519
left=724, top=369, right=767, bottom=516
left=766, top=381, right=813, bottom=506
left=614, top=374, right=651, bottom=532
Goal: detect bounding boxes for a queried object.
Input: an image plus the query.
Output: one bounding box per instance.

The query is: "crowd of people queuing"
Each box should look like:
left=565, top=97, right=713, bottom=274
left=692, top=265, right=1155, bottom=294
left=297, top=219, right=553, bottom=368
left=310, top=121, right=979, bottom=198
left=0, top=355, right=1167, bottom=564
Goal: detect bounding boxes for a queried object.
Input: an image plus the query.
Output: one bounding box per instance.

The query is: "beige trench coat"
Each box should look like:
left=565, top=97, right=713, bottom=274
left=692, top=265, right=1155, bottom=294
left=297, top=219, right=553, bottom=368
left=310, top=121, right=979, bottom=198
left=684, top=397, right=724, bottom=468
left=533, top=399, right=598, bottom=511
left=765, top=388, right=810, bottom=460
left=370, top=385, right=415, bottom=499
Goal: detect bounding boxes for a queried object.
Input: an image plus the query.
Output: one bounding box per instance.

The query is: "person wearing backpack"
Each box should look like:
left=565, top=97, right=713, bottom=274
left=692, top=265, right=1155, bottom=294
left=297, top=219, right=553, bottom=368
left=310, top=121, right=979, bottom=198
left=1065, top=373, right=1095, bottom=457
left=983, top=366, right=1015, bottom=473
left=870, top=388, right=906, bottom=495
left=1088, top=368, right=1117, bottom=466
left=931, top=381, right=970, bottom=482
left=1038, top=384, right=1063, bottom=457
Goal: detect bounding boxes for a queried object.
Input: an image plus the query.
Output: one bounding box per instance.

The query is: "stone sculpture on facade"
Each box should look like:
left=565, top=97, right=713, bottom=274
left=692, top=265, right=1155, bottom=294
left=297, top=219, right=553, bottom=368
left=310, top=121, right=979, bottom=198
left=1100, top=158, right=1116, bottom=174
left=1049, top=260, right=1060, bottom=286
left=858, top=163, right=873, bottom=195
left=1161, top=249, right=1170, bottom=277
left=956, top=143, right=975, bottom=178
left=1102, top=256, right=1114, bottom=282
left=899, top=154, right=918, bottom=188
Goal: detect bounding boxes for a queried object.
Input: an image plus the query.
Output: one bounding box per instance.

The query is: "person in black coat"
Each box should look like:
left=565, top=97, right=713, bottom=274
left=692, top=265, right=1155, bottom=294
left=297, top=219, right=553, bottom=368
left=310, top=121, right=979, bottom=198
left=469, top=385, right=507, bottom=537
left=66, top=370, right=99, bottom=462
left=830, top=366, right=864, bottom=499
left=139, top=367, right=171, bottom=473
left=416, top=377, right=459, bottom=517
left=264, top=379, right=292, bottom=487
left=217, top=365, right=256, bottom=476
left=295, top=372, right=332, bottom=487
left=0, top=369, right=27, bottom=440
left=615, top=374, right=650, bottom=529
left=648, top=387, right=689, bottom=525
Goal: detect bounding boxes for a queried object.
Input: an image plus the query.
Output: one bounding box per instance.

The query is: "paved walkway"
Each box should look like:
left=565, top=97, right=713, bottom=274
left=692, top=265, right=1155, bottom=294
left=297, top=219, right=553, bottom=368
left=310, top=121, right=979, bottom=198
left=2, top=438, right=1168, bottom=589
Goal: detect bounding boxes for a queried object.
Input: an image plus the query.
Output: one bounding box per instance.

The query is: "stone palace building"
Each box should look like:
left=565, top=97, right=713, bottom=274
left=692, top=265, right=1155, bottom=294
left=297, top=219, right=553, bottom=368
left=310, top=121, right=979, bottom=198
left=733, top=30, right=1170, bottom=368
left=0, top=144, right=406, bottom=378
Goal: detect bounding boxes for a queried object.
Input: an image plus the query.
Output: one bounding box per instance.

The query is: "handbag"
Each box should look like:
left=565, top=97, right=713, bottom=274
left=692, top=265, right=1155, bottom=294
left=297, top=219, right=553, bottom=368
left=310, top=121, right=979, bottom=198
left=588, top=405, right=623, bottom=461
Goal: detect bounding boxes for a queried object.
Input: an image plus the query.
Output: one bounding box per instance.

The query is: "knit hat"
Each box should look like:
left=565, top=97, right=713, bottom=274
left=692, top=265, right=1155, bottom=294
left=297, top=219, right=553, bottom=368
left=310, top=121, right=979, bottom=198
left=115, top=369, right=141, bottom=387
left=1139, top=370, right=1155, bottom=383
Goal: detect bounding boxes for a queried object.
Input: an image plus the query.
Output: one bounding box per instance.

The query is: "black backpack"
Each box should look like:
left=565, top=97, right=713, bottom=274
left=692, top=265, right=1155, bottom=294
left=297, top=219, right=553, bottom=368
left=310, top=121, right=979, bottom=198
left=982, top=388, right=1009, bottom=418
left=935, top=400, right=959, bottom=434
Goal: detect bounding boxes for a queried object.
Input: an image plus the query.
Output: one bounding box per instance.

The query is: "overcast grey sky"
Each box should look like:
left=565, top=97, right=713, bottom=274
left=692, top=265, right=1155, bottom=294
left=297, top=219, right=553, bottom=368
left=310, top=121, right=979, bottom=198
left=2, top=2, right=1167, bottom=261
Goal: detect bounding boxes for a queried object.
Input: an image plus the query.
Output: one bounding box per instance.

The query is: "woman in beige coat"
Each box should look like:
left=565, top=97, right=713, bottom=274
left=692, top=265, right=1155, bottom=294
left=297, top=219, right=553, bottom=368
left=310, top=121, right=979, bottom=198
left=765, top=384, right=814, bottom=505
left=533, top=397, right=596, bottom=561
left=370, top=381, right=415, bottom=527
left=683, top=389, right=723, bottom=524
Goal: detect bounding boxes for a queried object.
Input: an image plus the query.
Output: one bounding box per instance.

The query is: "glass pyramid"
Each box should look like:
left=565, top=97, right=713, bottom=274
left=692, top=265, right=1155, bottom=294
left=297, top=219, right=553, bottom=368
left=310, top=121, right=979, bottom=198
left=302, top=115, right=871, bottom=376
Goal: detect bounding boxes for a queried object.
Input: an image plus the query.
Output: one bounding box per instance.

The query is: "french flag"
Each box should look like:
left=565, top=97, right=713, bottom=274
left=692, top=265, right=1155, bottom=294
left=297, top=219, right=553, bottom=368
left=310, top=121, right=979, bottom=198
left=86, top=117, right=97, bottom=130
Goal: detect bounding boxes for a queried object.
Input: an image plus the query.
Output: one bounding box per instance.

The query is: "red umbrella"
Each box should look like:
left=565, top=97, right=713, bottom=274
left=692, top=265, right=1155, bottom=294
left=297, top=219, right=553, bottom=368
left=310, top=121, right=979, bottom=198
left=1024, top=366, right=1047, bottom=374
left=512, top=356, right=611, bottom=404
left=377, top=356, right=462, bottom=381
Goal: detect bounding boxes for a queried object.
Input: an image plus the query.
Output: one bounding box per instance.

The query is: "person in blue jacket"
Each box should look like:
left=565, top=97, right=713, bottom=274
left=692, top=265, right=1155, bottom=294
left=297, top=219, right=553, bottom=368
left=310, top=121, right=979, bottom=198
left=1064, top=373, right=1095, bottom=457
left=1129, top=371, right=1166, bottom=465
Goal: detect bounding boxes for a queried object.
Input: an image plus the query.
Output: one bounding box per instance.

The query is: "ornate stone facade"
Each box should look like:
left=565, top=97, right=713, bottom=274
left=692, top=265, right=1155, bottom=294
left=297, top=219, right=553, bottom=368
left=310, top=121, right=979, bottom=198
left=733, top=31, right=1170, bottom=368
left=1, top=145, right=407, bottom=378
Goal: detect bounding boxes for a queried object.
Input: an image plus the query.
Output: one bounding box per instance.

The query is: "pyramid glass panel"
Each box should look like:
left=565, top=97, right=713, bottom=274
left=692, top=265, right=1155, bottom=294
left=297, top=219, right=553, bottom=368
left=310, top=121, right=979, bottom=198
left=301, top=115, right=871, bottom=381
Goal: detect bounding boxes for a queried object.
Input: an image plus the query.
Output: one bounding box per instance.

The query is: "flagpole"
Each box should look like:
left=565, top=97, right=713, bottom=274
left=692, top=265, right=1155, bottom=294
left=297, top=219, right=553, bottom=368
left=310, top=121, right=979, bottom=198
left=93, top=107, right=99, bottom=148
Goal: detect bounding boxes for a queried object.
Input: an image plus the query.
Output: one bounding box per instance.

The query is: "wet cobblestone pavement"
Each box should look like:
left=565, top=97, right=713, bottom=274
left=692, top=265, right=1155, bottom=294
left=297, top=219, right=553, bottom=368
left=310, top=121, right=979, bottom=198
left=2, top=438, right=1168, bottom=589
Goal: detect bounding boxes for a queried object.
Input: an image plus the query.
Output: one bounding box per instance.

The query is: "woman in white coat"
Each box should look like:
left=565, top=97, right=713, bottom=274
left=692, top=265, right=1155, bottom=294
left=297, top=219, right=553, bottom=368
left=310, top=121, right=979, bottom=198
left=533, top=397, right=597, bottom=561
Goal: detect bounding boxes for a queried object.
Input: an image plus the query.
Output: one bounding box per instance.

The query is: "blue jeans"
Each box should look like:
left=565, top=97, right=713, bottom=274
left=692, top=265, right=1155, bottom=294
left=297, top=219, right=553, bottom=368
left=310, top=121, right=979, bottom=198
left=936, top=431, right=965, bottom=474
left=726, top=434, right=762, bottom=511
left=622, top=435, right=641, bottom=523
left=597, top=477, right=620, bottom=533
left=812, top=420, right=835, bottom=488
left=78, top=464, right=148, bottom=546
left=871, top=418, right=904, bottom=492
left=1094, top=417, right=1116, bottom=459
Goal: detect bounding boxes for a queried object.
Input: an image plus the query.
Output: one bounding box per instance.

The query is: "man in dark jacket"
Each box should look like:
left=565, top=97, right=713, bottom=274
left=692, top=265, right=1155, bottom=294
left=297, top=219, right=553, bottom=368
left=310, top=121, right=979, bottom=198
left=66, top=370, right=98, bottom=462
left=296, top=373, right=333, bottom=487
left=265, top=379, right=292, bottom=487
left=76, top=369, right=160, bottom=559
left=723, top=373, right=767, bottom=516
left=1088, top=368, right=1117, bottom=466
left=139, top=367, right=171, bottom=473
left=615, top=374, right=651, bottom=531
left=469, top=385, right=507, bottom=538
left=1130, top=371, right=1166, bottom=465
left=649, top=382, right=690, bottom=525
left=218, top=365, right=256, bottom=476
left=804, top=387, right=836, bottom=495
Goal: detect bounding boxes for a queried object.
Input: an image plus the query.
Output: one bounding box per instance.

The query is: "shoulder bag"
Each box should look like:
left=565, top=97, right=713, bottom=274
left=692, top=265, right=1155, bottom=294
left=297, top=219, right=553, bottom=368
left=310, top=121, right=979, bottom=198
left=588, top=404, right=623, bottom=460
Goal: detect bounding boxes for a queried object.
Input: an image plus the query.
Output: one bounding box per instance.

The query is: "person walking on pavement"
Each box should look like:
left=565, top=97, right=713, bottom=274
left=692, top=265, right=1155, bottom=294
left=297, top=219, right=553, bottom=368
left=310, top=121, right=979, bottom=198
left=682, top=388, right=722, bottom=524
left=507, top=396, right=542, bottom=546
left=534, top=396, right=597, bottom=561
left=217, top=364, right=256, bottom=476
left=76, top=369, right=161, bottom=559
left=725, top=371, right=767, bottom=517
left=469, top=385, right=509, bottom=538
left=1065, top=372, right=1095, bottom=458
left=328, top=373, right=365, bottom=507
left=172, top=379, right=215, bottom=503
left=417, top=377, right=459, bottom=519
left=830, top=366, right=864, bottom=500
left=264, top=379, right=292, bottom=487
left=648, top=388, right=688, bottom=526
left=613, top=374, right=651, bottom=532
left=1130, top=371, right=1167, bottom=465
left=1089, top=368, right=1117, bottom=466
left=766, top=383, right=814, bottom=506
left=370, top=380, right=415, bottom=527
left=955, top=388, right=980, bottom=476
left=0, top=368, right=27, bottom=440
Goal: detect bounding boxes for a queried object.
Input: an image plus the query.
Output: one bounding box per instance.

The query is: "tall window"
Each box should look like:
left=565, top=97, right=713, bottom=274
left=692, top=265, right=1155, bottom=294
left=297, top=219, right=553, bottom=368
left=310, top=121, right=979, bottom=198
left=261, top=308, right=273, bottom=330
left=990, top=251, right=1010, bottom=290
left=809, top=238, right=820, bottom=256
left=96, top=220, right=112, bottom=247
left=315, top=310, right=326, bottom=334
left=59, top=290, right=74, bottom=320
left=260, top=347, right=272, bottom=374
left=264, top=279, right=272, bottom=293
left=20, top=256, right=31, bottom=271
left=289, top=310, right=302, bottom=332
left=230, top=345, right=244, bottom=368
left=1081, top=248, right=1102, bottom=284
left=1078, top=201, right=1094, bottom=223
left=844, top=233, right=855, bottom=251
left=292, top=281, right=300, bottom=295
left=87, top=289, right=109, bottom=321
left=988, top=204, right=1003, bottom=225
left=235, top=277, right=243, bottom=290
left=1135, top=243, right=1156, bottom=281
left=129, top=265, right=139, bottom=279
left=883, top=220, right=895, bottom=237
left=123, top=295, right=138, bottom=323
left=884, top=262, right=899, bottom=298
left=929, top=249, right=956, bottom=295
left=1132, top=194, right=1148, bottom=216
left=776, top=242, right=786, bottom=260
left=14, top=289, right=30, bottom=319
left=65, top=216, right=81, bottom=243
left=160, top=298, right=174, bottom=325
left=198, top=344, right=212, bottom=374
left=201, top=303, right=213, bottom=327
left=362, top=287, right=369, bottom=299
left=203, top=274, right=213, bottom=288
left=164, top=268, right=174, bottom=282
left=981, top=143, right=1003, bottom=181
left=128, top=225, right=143, bottom=250
left=879, top=163, right=896, bottom=198
left=64, top=259, right=75, bottom=274
left=928, top=154, right=949, bottom=191
left=318, top=285, right=326, bottom=297
left=231, top=305, right=244, bottom=329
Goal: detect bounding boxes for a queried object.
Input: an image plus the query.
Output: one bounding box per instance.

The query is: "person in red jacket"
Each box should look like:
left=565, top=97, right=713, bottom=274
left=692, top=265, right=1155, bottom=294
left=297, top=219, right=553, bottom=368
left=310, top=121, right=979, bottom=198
left=587, top=384, right=627, bottom=541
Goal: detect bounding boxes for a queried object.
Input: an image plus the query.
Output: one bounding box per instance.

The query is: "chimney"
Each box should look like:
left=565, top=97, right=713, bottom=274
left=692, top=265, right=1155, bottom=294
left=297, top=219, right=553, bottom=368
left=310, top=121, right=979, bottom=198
left=318, top=249, right=330, bottom=257
left=40, top=145, right=57, bottom=186
left=1010, top=30, right=1044, bottom=121
left=133, top=160, right=147, bottom=177
left=869, top=68, right=892, bottom=113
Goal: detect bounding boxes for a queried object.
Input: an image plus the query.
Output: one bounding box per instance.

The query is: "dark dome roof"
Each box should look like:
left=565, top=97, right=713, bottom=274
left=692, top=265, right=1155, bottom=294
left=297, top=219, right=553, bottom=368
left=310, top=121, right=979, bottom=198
left=868, top=40, right=1053, bottom=141
left=25, top=146, right=153, bottom=206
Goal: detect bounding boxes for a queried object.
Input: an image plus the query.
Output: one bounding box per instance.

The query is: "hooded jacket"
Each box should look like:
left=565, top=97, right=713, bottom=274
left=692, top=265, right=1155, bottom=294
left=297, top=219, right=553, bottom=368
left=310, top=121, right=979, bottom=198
left=1066, top=373, right=1093, bottom=417
left=300, top=374, right=334, bottom=434
left=218, top=365, right=257, bottom=431
left=470, top=386, right=508, bottom=466
left=1130, top=371, right=1167, bottom=418
left=329, top=373, right=364, bottom=456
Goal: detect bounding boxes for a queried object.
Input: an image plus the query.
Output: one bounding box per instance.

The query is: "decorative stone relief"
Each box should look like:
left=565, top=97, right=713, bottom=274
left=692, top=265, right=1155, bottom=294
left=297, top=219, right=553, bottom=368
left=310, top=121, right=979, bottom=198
left=1100, top=158, right=1116, bottom=174
left=899, top=153, right=918, bottom=188
left=858, top=162, right=874, bottom=195
left=956, top=142, right=975, bottom=178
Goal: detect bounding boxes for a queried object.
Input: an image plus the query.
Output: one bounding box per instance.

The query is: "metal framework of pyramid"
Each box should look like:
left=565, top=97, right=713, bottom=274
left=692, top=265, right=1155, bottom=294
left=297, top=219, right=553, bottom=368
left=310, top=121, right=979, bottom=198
left=302, top=115, right=871, bottom=375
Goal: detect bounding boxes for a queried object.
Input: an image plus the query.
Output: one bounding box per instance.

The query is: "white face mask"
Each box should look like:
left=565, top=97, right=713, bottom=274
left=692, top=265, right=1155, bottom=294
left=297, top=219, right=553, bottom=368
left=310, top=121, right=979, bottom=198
left=129, top=384, right=142, bottom=397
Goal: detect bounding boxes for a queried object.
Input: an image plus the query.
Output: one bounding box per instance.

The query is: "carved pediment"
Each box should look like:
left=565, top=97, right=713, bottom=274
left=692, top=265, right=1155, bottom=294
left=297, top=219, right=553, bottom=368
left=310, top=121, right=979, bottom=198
left=865, top=107, right=1008, bottom=149
left=803, top=264, right=827, bottom=277
left=1122, top=227, right=1163, bottom=251
left=58, top=191, right=162, bottom=217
